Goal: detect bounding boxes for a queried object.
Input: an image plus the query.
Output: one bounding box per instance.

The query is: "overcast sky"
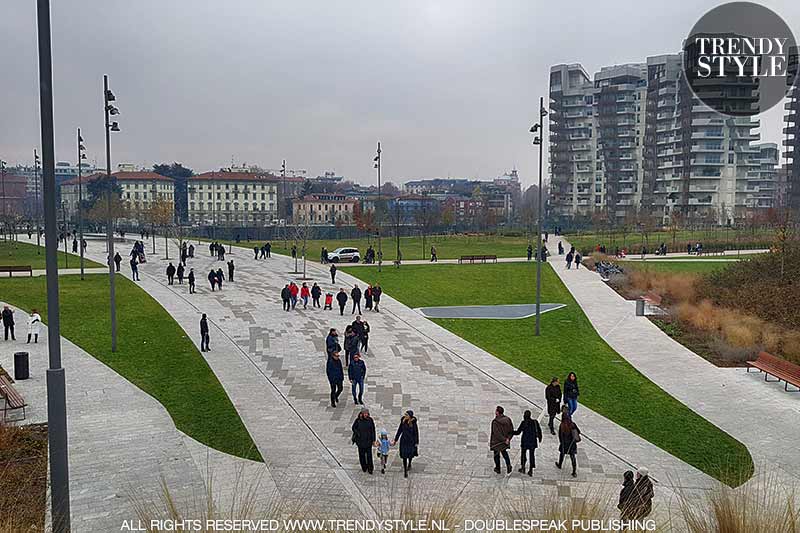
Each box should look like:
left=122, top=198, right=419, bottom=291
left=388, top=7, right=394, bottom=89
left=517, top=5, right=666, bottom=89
left=1, top=0, right=798, bottom=188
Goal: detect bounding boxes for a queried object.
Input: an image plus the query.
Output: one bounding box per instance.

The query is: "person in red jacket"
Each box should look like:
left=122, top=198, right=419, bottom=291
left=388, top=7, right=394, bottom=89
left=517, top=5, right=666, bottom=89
left=289, top=282, right=299, bottom=309
left=300, top=282, right=311, bottom=309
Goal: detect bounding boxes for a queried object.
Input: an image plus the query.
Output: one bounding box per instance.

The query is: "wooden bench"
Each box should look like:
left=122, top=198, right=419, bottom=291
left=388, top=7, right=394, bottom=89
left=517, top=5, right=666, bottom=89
left=643, top=291, right=663, bottom=307
left=0, top=375, right=27, bottom=422
left=747, top=351, right=800, bottom=392
left=458, top=255, right=498, bottom=264
left=0, top=265, right=33, bottom=277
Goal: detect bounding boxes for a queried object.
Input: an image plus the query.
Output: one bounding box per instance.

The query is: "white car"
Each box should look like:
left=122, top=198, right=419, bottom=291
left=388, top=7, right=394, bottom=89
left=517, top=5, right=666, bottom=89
left=328, top=247, right=360, bottom=263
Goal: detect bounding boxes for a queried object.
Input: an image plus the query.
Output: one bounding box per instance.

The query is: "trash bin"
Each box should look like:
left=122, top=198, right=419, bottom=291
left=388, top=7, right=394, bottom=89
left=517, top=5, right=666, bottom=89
left=635, top=299, right=646, bottom=317
left=14, top=351, right=29, bottom=380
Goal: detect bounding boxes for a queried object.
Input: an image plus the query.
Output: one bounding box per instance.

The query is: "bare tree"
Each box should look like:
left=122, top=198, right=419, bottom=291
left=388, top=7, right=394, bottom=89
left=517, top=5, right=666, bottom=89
left=293, top=218, right=315, bottom=279
left=147, top=198, right=174, bottom=259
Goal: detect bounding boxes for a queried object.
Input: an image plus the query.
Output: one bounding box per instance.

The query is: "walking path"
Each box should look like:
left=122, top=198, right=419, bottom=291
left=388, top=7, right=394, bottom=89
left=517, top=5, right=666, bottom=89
left=550, top=238, right=800, bottom=482
left=72, top=237, right=720, bottom=522
left=0, top=303, right=270, bottom=532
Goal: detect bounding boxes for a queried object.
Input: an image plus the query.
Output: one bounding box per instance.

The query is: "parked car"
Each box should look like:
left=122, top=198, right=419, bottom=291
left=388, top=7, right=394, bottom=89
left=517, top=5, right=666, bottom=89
left=327, top=247, right=360, bottom=263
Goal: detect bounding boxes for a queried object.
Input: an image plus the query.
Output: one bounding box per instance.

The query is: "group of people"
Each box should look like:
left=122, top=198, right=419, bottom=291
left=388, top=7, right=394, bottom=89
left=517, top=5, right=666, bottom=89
left=351, top=408, right=420, bottom=477
left=209, top=241, right=226, bottom=261
left=207, top=265, right=230, bottom=291
left=2, top=305, right=41, bottom=344
left=565, top=246, right=582, bottom=269
left=253, top=242, right=273, bottom=259
left=280, top=281, right=322, bottom=311
left=70, top=236, right=88, bottom=254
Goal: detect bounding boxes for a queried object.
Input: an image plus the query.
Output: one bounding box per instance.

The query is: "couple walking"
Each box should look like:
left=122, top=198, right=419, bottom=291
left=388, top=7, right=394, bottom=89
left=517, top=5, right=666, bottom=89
left=490, top=406, right=543, bottom=476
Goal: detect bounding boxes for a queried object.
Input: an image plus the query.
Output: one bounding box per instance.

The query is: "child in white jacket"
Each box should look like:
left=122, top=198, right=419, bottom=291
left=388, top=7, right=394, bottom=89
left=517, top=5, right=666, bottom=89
left=27, top=310, right=41, bottom=344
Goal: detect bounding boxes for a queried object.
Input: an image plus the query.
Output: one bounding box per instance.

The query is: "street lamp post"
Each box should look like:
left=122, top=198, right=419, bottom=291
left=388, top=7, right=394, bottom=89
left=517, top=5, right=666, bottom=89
left=103, top=74, right=121, bottom=352
left=281, top=159, right=287, bottom=250
left=34, top=149, right=42, bottom=253
left=61, top=201, right=68, bottom=268
left=530, top=96, right=548, bottom=336
left=0, top=159, right=6, bottom=241
left=36, top=0, right=71, bottom=530
left=373, top=142, right=382, bottom=271
left=77, top=128, right=87, bottom=279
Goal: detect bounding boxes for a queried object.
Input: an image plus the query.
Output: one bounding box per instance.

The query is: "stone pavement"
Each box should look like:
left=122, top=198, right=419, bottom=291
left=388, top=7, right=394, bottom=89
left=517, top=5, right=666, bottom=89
left=75, top=237, right=717, bottom=525
left=550, top=238, right=800, bottom=483
left=0, top=302, right=271, bottom=532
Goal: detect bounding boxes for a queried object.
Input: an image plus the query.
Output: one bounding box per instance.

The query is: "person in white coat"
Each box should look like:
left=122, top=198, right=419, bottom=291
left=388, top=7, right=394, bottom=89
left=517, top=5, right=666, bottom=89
left=27, top=309, right=41, bottom=344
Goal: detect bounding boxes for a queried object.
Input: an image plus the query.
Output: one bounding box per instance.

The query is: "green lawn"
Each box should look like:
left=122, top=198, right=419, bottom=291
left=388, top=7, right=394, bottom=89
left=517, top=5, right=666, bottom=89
left=0, top=274, right=262, bottom=462
left=343, top=263, right=753, bottom=486
left=621, top=261, right=735, bottom=274
left=0, top=239, right=102, bottom=269
left=567, top=228, right=773, bottom=256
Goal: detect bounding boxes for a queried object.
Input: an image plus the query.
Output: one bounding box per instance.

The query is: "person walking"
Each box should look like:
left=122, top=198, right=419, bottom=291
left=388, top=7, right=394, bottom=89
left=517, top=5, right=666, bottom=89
left=555, top=412, right=580, bottom=477
left=177, top=263, right=185, bottom=285
left=372, top=284, right=382, bottom=312
left=574, top=252, right=582, bottom=269
left=326, top=351, right=344, bottom=407
left=618, top=471, right=636, bottom=520
left=359, top=318, right=370, bottom=354
left=254, top=245, right=260, bottom=260
left=558, top=241, right=564, bottom=255
left=565, top=251, right=574, bottom=270
left=321, top=247, right=328, bottom=264
left=545, top=377, right=562, bottom=435
left=166, top=262, right=176, bottom=285
left=513, top=410, right=542, bottom=476
left=343, top=325, right=358, bottom=366
left=364, top=285, right=373, bottom=311
left=114, top=252, right=123, bottom=272
left=350, top=284, right=362, bottom=314
left=130, top=257, right=140, bottom=281
left=281, top=284, right=291, bottom=311
left=289, top=281, right=299, bottom=309
left=527, top=244, right=533, bottom=261
left=227, top=260, right=235, bottom=283
left=311, top=283, right=322, bottom=307
left=265, top=242, right=271, bottom=258
left=563, top=372, right=579, bottom=415
left=2, top=306, right=15, bottom=341
left=336, top=288, right=348, bottom=316
left=300, top=283, right=310, bottom=309
left=325, top=328, right=341, bottom=358
left=348, top=352, right=366, bottom=405
left=291, top=245, right=297, bottom=260
left=376, top=429, right=392, bottom=474
left=188, top=268, right=196, bottom=293
left=188, top=243, right=194, bottom=258
left=490, top=406, right=514, bottom=475
left=27, top=309, right=41, bottom=344
left=630, top=467, right=655, bottom=519
left=72, top=238, right=78, bottom=253
left=208, top=269, right=217, bottom=291
left=330, top=264, right=337, bottom=284
left=200, top=313, right=210, bottom=352
left=215, top=268, right=225, bottom=290
left=393, top=410, right=419, bottom=478
left=351, top=407, right=376, bottom=474
left=430, top=245, right=437, bottom=262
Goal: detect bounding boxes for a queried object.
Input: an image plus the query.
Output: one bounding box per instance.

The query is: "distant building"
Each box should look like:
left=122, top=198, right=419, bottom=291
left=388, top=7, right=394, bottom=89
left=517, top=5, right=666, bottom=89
left=403, top=178, right=473, bottom=196
left=0, top=173, right=29, bottom=217
left=386, top=195, right=441, bottom=225
left=784, top=46, right=800, bottom=215
left=187, top=172, right=280, bottom=226
left=292, top=193, right=357, bottom=225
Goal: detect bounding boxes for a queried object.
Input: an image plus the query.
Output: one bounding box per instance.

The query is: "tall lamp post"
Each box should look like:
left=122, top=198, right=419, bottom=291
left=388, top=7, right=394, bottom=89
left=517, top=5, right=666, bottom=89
left=530, top=96, right=547, bottom=336
left=104, top=74, right=121, bottom=352
left=77, top=129, right=87, bottom=279
left=36, top=0, right=71, bottom=530
left=61, top=201, right=68, bottom=268
left=0, top=159, right=6, bottom=241
left=34, top=149, right=42, bottom=252
left=281, top=159, right=287, bottom=250
left=373, top=142, right=382, bottom=271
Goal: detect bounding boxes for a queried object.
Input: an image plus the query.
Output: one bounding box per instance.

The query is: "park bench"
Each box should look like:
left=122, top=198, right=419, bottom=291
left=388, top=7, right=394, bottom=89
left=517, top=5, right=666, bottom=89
left=0, top=265, right=33, bottom=277
left=643, top=291, right=662, bottom=307
left=746, top=351, right=800, bottom=392
left=458, top=255, right=498, bottom=264
left=0, top=375, right=27, bottom=422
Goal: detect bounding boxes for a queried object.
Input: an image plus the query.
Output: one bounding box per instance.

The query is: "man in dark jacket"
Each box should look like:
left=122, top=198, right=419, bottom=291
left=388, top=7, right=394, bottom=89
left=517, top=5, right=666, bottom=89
left=351, top=407, right=376, bottom=473
left=281, top=285, right=292, bottom=311
left=114, top=252, right=122, bottom=272
left=254, top=245, right=260, bottom=260
left=227, top=260, right=235, bottom=282
left=166, top=262, right=176, bottom=285
left=215, top=268, right=225, bottom=289
left=348, top=352, right=366, bottom=405
left=2, top=306, right=15, bottom=341
left=326, top=352, right=344, bottom=407
left=311, top=283, right=322, bottom=307
left=326, top=328, right=340, bottom=358
left=208, top=269, right=217, bottom=291
left=265, top=242, right=271, bottom=258
left=200, top=313, right=210, bottom=352
left=372, top=284, right=382, bottom=312
left=330, top=264, right=337, bottom=284
left=630, top=467, right=654, bottom=519
left=545, top=377, right=562, bottom=435
left=188, top=268, right=196, bottom=293
left=513, top=410, right=542, bottom=476
left=336, top=288, right=348, bottom=316
left=490, top=406, right=514, bottom=474
left=177, top=263, right=185, bottom=284
left=350, top=285, right=362, bottom=314
left=351, top=316, right=367, bottom=353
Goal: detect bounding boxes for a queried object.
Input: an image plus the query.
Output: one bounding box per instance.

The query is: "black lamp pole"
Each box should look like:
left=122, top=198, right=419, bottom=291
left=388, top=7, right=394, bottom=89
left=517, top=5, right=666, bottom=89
left=374, top=142, right=382, bottom=271
left=530, top=96, right=548, bottom=336
left=103, top=74, right=120, bottom=352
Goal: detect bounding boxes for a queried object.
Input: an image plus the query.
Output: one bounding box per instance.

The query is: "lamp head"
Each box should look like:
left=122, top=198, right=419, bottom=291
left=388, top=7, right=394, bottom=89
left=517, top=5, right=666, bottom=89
left=533, top=137, right=541, bottom=145
left=106, top=90, right=116, bottom=102
left=530, top=124, right=540, bottom=133
left=109, top=122, right=121, bottom=132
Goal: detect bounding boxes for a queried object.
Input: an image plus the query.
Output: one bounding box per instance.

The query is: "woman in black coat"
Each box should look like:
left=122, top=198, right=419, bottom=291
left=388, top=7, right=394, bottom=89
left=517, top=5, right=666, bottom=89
left=393, top=410, right=419, bottom=478
left=563, top=372, right=579, bottom=415
left=513, top=409, right=542, bottom=476
left=618, top=470, right=636, bottom=519
left=555, top=412, right=580, bottom=477
left=545, top=377, right=562, bottom=435
left=352, top=408, right=376, bottom=474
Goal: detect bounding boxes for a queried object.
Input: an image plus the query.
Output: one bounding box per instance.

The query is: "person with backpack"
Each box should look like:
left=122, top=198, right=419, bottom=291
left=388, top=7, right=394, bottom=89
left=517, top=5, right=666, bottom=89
left=513, top=410, right=542, bottom=476
left=563, top=372, right=580, bottom=415
left=555, top=412, right=580, bottom=477
left=545, top=377, right=562, bottom=435
left=311, top=283, right=322, bottom=307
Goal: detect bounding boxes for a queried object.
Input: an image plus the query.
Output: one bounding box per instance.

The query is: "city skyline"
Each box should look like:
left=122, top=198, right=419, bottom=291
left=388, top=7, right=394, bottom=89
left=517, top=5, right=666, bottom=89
left=1, top=0, right=798, bottom=188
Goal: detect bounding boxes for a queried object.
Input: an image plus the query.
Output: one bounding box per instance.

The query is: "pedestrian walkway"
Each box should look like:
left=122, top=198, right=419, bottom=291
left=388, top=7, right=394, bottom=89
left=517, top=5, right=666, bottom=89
left=76, top=237, right=717, bottom=522
left=551, top=238, right=800, bottom=482
left=0, top=302, right=270, bottom=532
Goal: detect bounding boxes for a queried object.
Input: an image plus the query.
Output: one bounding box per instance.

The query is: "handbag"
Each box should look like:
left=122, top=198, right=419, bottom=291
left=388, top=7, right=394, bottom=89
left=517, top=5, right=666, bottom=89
left=571, top=425, right=582, bottom=443
left=351, top=431, right=358, bottom=445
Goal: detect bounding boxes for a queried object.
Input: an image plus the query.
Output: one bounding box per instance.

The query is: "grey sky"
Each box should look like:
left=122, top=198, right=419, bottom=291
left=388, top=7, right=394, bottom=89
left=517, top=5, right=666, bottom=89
left=1, top=0, right=798, bottom=188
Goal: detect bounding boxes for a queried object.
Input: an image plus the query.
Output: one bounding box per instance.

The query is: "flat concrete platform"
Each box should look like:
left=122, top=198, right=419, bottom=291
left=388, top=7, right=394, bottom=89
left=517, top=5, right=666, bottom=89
left=415, top=303, right=565, bottom=319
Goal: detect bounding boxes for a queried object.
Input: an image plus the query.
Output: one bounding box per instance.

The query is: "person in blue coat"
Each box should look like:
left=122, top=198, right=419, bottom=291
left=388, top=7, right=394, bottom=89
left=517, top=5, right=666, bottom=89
left=325, top=328, right=340, bottom=358
left=326, top=352, right=344, bottom=407
left=393, top=410, right=420, bottom=478
left=348, top=352, right=367, bottom=405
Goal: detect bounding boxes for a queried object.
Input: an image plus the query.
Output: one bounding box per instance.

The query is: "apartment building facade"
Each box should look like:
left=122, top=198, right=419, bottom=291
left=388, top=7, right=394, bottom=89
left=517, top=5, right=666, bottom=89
left=785, top=46, right=800, bottom=214
left=187, top=172, right=280, bottom=226
left=292, top=193, right=357, bottom=225
left=60, top=171, right=175, bottom=222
